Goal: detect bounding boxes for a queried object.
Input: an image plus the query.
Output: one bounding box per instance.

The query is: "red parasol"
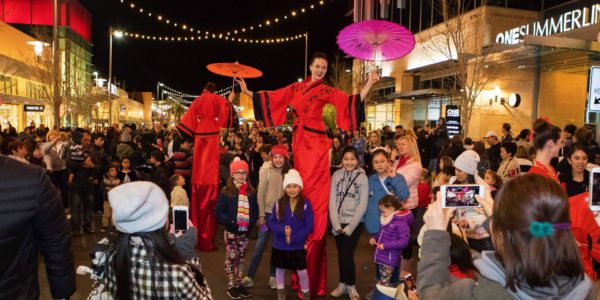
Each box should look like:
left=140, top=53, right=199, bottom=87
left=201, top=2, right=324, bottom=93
left=336, top=20, right=415, bottom=65
left=206, top=61, right=263, bottom=78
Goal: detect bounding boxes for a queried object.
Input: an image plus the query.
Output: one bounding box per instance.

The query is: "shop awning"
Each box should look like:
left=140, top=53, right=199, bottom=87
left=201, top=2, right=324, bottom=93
left=0, top=93, right=45, bottom=105
left=385, top=88, right=458, bottom=100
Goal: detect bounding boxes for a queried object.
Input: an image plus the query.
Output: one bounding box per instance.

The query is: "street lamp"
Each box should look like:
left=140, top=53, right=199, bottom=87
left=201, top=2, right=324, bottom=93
left=26, top=41, right=49, bottom=57
left=108, top=27, right=123, bottom=126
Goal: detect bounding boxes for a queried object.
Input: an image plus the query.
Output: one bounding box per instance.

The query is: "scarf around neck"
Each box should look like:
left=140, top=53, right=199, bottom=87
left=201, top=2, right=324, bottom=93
left=236, top=183, right=250, bottom=232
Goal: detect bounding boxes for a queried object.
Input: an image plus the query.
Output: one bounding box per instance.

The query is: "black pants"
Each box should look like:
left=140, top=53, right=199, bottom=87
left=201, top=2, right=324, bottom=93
left=334, top=223, right=363, bottom=286
left=49, top=169, right=69, bottom=209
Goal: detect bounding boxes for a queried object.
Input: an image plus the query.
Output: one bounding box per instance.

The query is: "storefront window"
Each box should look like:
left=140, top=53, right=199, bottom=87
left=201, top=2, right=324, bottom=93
left=366, top=103, right=394, bottom=130
left=0, top=104, right=18, bottom=128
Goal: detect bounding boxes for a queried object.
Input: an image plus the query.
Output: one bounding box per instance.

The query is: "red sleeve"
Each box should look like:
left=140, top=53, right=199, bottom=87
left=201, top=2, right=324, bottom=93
left=251, top=83, right=296, bottom=127
left=177, top=98, right=199, bottom=136
left=328, top=88, right=365, bottom=131
left=218, top=96, right=235, bottom=129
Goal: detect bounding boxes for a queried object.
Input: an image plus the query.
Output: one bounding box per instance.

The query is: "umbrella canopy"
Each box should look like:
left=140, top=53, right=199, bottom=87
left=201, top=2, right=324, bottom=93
left=206, top=61, right=263, bottom=78
left=337, top=20, right=415, bottom=63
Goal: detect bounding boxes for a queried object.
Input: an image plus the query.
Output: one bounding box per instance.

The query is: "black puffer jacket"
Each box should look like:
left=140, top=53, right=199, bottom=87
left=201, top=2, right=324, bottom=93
left=0, top=156, right=76, bottom=299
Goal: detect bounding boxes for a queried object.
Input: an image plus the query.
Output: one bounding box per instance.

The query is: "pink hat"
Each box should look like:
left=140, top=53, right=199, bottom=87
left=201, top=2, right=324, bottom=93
left=271, top=144, right=289, bottom=158
left=230, top=157, right=249, bottom=175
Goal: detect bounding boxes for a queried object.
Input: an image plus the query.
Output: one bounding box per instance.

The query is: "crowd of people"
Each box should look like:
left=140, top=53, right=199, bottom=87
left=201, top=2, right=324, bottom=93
left=2, top=114, right=600, bottom=300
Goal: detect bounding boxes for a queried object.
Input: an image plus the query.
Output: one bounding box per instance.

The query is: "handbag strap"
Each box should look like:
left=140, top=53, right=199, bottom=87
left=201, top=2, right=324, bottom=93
left=337, top=173, right=360, bottom=213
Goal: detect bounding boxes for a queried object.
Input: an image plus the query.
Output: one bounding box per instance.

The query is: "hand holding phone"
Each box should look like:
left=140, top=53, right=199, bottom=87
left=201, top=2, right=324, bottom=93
left=404, top=274, right=417, bottom=292
left=172, top=206, right=189, bottom=232
left=441, top=184, right=484, bottom=208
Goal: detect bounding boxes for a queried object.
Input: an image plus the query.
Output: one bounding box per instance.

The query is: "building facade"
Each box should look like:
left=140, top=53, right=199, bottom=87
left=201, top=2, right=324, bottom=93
left=361, top=0, right=600, bottom=138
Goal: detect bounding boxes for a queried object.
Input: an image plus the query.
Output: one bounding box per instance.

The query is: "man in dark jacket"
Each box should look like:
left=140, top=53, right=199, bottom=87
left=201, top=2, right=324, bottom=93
left=0, top=155, right=76, bottom=299
left=485, top=130, right=502, bottom=171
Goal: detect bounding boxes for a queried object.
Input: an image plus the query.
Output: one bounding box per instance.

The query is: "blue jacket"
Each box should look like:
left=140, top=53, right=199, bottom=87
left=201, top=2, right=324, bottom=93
left=364, top=174, right=410, bottom=234
left=268, top=198, right=314, bottom=251
left=215, top=190, right=259, bottom=234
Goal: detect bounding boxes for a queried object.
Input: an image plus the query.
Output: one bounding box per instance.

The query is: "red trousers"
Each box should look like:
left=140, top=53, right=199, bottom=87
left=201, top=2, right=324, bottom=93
left=191, top=184, right=219, bottom=251
left=291, top=128, right=331, bottom=296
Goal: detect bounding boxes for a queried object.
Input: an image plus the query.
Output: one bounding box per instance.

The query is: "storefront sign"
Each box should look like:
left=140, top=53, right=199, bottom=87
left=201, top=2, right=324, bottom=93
left=589, top=66, right=600, bottom=112
left=445, top=105, right=461, bottom=138
left=24, top=105, right=44, bottom=112
left=496, top=3, right=600, bottom=45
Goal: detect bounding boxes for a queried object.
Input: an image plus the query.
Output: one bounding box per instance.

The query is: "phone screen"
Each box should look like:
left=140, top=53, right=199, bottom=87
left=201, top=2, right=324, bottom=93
left=592, top=172, right=600, bottom=207
left=444, top=185, right=481, bottom=207
left=173, top=209, right=188, bottom=232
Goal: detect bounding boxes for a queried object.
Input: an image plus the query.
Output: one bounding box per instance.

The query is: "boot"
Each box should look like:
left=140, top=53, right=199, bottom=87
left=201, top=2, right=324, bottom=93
left=277, top=289, right=286, bottom=300
left=301, top=291, right=310, bottom=300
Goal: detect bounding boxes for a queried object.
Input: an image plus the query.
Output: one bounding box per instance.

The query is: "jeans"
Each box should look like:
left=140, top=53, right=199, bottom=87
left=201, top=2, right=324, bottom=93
left=71, top=185, right=93, bottom=231
left=246, top=213, right=275, bottom=278
left=49, top=169, right=69, bottom=209
left=334, top=223, right=363, bottom=285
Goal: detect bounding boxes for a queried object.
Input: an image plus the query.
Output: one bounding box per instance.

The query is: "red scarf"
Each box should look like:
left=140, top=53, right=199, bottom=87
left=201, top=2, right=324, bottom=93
left=448, top=264, right=476, bottom=279
left=395, top=155, right=410, bottom=171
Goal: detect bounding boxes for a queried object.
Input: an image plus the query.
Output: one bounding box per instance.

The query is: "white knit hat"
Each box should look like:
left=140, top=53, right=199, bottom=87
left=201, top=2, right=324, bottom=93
left=454, top=150, right=480, bottom=175
left=108, top=181, right=169, bottom=233
left=283, top=169, right=303, bottom=189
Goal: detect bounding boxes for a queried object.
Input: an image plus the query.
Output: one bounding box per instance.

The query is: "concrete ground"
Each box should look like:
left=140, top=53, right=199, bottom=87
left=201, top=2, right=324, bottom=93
left=38, top=223, right=418, bottom=299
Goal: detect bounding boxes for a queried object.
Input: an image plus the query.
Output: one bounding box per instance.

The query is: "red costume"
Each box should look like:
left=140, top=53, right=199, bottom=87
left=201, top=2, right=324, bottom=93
left=252, top=77, right=364, bottom=296
left=177, top=90, right=234, bottom=251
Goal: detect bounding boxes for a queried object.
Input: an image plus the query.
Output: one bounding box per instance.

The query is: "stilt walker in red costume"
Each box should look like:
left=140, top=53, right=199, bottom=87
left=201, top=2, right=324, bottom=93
left=177, top=82, right=235, bottom=251
left=237, top=52, right=379, bottom=297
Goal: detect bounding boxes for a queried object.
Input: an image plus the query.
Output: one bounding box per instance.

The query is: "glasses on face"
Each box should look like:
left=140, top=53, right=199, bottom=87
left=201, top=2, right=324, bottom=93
left=233, top=171, right=248, bottom=176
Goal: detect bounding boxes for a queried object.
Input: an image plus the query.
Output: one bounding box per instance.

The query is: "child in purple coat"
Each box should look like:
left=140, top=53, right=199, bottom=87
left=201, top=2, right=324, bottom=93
left=268, top=169, right=314, bottom=300
left=369, top=195, right=414, bottom=286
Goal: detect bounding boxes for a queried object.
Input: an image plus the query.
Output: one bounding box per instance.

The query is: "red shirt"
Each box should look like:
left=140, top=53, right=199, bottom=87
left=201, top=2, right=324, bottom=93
left=417, top=182, right=431, bottom=208
left=528, top=160, right=559, bottom=182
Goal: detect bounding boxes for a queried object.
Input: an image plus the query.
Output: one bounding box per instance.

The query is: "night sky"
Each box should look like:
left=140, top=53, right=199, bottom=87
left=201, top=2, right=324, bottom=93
left=79, top=0, right=355, bottom=95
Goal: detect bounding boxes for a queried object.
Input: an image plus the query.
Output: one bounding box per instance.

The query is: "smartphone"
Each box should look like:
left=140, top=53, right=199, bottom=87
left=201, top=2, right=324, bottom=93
left=441, top=184, right=484, bottom=208
left=590, top=167, right=600, bottom=211
left=172, top=206, right=189, bottom=232
left=404, top=273, right=417, bottom=292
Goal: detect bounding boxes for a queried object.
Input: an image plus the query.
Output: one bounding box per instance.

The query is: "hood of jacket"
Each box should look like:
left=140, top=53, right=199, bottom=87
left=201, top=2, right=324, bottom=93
left=474, top=251, right=593, bottom=300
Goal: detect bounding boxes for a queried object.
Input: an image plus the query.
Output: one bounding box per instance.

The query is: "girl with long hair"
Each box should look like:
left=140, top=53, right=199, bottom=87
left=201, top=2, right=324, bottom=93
left=328, top=147, right=369, bottom=299
left=419, top=174, right=597, bottom=299
left=103, top=181, right=212, bottom=299
left=268, top=169, right=314, bottom=300
left=215, top=158, right=259, bottom=299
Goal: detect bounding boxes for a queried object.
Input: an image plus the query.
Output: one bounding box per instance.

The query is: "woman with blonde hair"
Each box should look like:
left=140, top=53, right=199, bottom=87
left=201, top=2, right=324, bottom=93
left=42, top=129, right=70, bottom=209
left=391, top=135, right=422, bottom=278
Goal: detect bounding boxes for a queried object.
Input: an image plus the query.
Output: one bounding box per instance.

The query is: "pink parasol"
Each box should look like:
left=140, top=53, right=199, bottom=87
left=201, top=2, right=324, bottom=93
left=337, top=20, right=415, bottom=64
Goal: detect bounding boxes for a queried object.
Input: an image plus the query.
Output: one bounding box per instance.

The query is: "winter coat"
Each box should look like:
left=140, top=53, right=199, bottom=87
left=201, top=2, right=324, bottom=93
left=117, top=169, right=138, bottom=183
left=372, top=210, right=413, bottom=267
left=365, top=173, right=410, bottom=234
left=171, top=185, right=189, bottom=207
left=497, top=157, right=520, bottom=181
left=152, top=163, right=172, bottom=197
left=395, top=159, right=422, bottom=209
left=215, top=188, right=259, bottom=234
left=418, top=230, right=597, bottom=300
left=268, top=199, right=314, bottom=251
left=42, top=140, right=67, bottom=171
left=0, top=156, right=75, bottom=299
left=256, top=161, right=284, bottom=218
left=329, top=168, right=369, bottom=235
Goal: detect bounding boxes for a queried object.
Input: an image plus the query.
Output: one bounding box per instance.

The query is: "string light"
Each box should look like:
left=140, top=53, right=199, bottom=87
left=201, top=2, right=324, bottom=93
left=119, top=1, right=331, bottom=36
left=122, top=30, right=307, bottom=44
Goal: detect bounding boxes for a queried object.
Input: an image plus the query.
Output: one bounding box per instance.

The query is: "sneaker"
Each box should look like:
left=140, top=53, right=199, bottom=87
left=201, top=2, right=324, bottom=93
left=268, top=276, right=277, bottom=290
left=347, top=285, right=360, bottom=300
left=329, top=283, right=347, bottom=298
left=227, top=287, right=242, bottom=299
left=236, top=286, right=251, bottom=298
left=241, top=276, right=254, bottom=288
